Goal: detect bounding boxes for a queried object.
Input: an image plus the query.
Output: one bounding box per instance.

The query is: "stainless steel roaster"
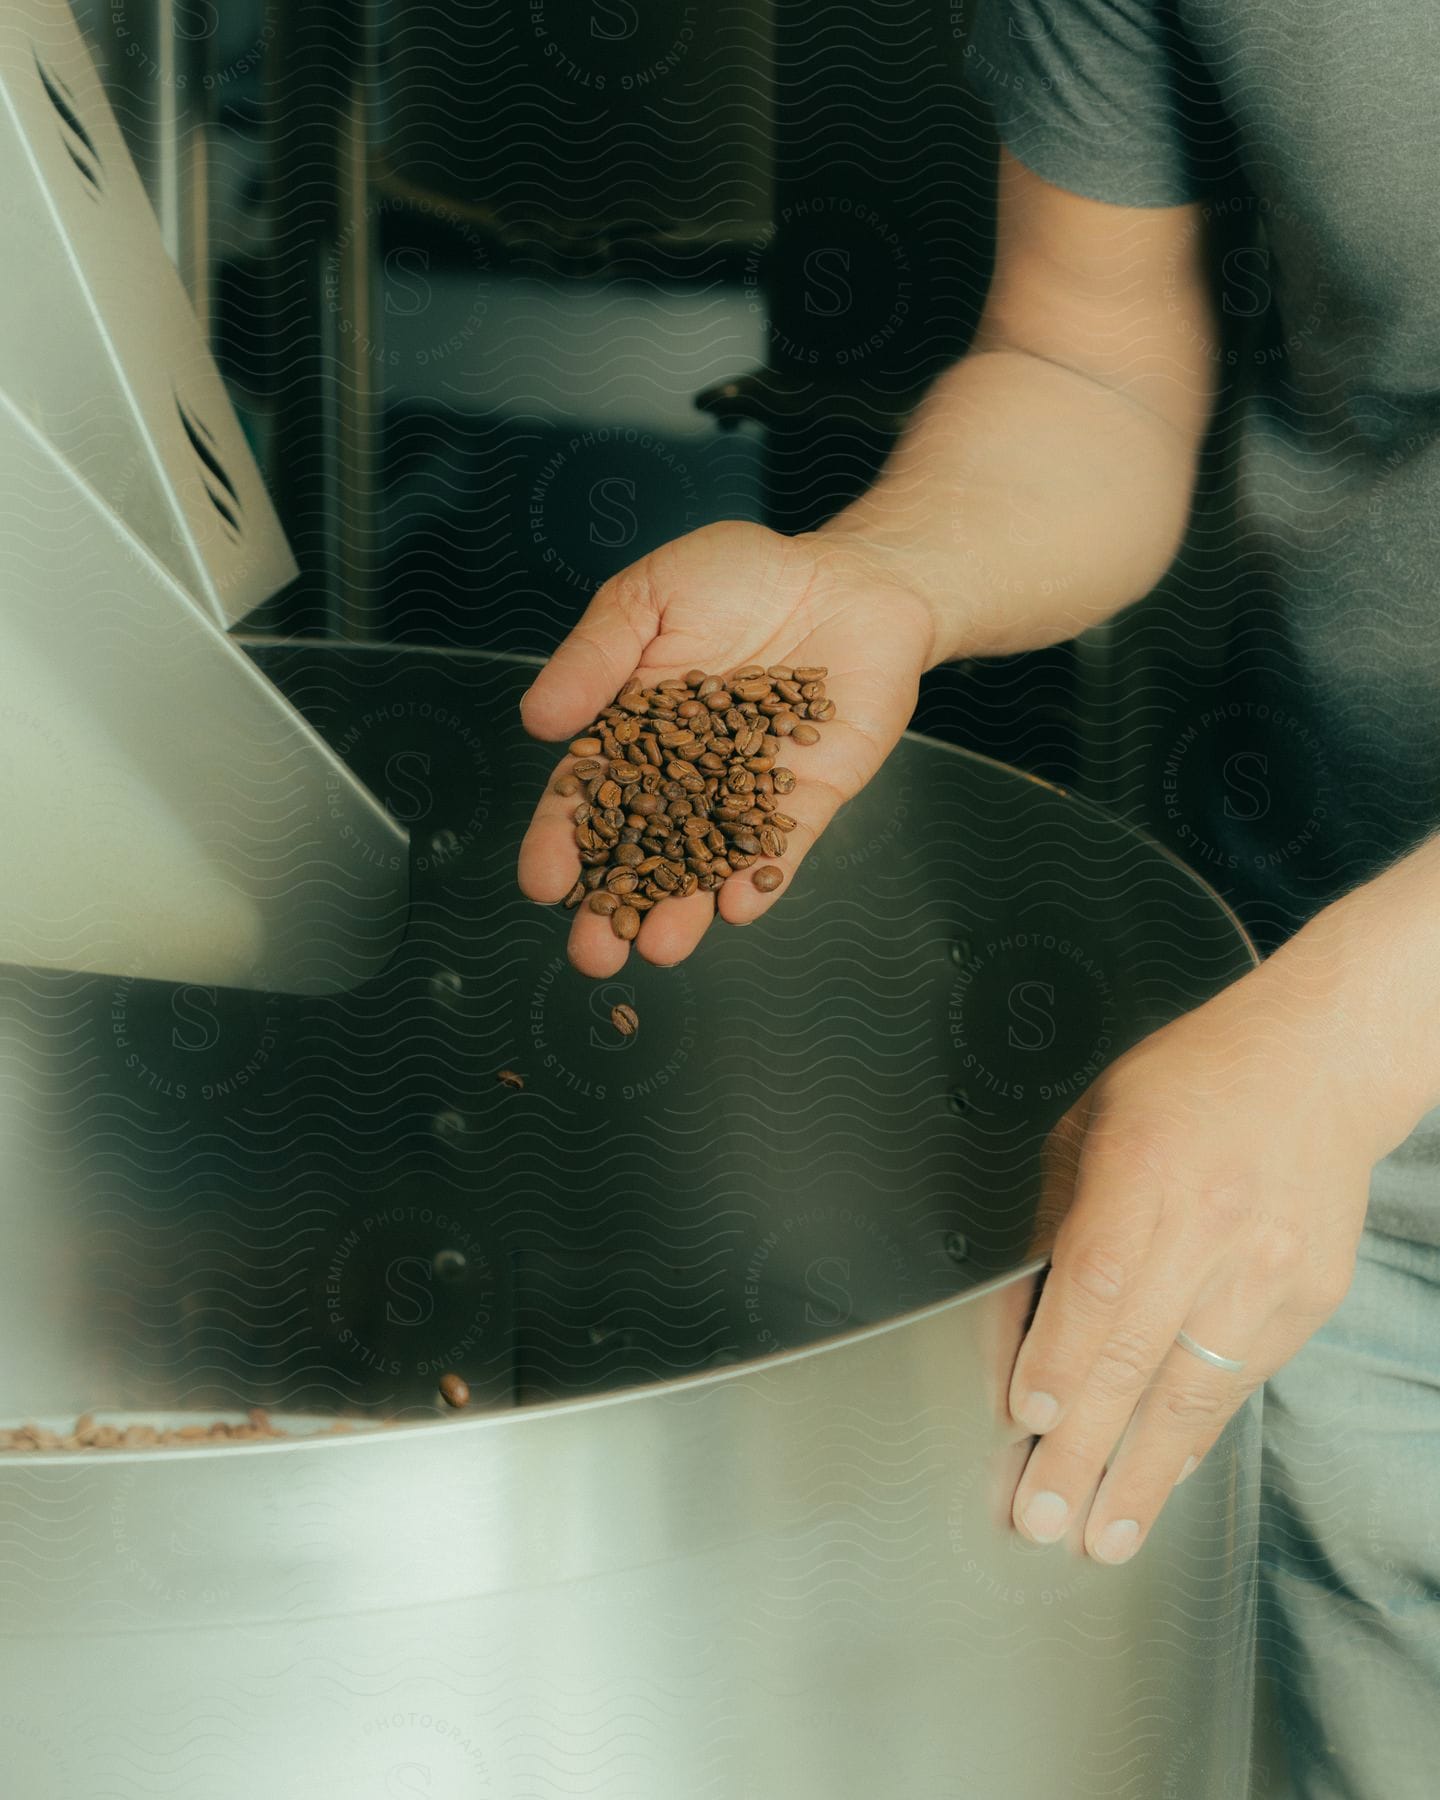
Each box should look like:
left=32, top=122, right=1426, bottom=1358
left=0, top=643, right=1258, bottom=1799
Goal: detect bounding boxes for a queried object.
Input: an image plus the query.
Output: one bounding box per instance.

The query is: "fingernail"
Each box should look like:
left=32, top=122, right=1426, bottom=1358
left=1014, top=1390, right=1059, bottom=1433
left=1175, top=1454, right=1199, bottom=1486
left=1093, top=1519, right=1140, bottom=1564
left=1021, top=1490, right=1069, bottom=1543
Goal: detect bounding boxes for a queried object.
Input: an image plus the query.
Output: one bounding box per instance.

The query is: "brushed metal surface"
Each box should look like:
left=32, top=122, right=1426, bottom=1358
left=0, top=644, right=1259, bottom=1798
left=0, top=0, right=297, bottom=627
left=0, top=396, right=407, bottom=992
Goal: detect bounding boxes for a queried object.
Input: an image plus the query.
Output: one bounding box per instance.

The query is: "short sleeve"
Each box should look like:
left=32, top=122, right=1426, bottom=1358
left=965, top=0, right=1225, bottom=208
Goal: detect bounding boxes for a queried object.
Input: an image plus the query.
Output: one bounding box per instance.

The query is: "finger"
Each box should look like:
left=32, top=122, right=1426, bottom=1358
left=1081, top=1297, right=1281, bottom=1564
left=567, top=901, right=632, bottom=978
left=521, top=566, right=660, bottom=743
left=1009, top=1270, right=1195, bottom=1548
left=1007, top=1138, right=1170, bottom=1437
left=712, top=760, right=850, bottom=929
left=1107, top=1291, right=1323, bottom=1507
left=518, top=762, right=588, bottom=904
left=1025, top=1104, right=1089, bottom=1260
left=635, top=887, right=714, bottom=966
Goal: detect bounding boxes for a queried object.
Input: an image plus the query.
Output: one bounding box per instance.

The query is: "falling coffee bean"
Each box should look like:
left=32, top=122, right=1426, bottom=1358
left=438, top=1372, right=471, bottom=1410
left=497, top=1069, right=525, bottom=1091
left=752, top=866, right=784, bottom=893
left=611, top=1003, right=640, bottom=1037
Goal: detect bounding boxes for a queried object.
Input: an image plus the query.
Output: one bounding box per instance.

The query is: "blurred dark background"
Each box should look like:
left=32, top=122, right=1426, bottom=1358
left=75, top=0, right=1083, bottom=790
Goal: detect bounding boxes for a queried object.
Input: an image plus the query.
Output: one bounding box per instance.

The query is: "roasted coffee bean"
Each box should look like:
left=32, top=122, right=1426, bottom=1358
left=498, top=1069, right=525, bottom=1090
left=558, top=666, right=838, bottom=931
left=753, top=866, right=784, bottom=893
left=439, top=1372, right=471, bottom=1410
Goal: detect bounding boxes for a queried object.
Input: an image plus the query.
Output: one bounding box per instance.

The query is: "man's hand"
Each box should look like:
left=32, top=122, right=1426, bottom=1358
left=517, top=519, right=937, bottom=975
left=1006, top=941, right=1402, bottom=1563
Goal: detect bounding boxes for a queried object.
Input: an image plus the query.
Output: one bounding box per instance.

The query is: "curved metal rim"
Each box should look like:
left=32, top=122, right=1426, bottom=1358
left=6, top=1252, right=1051, bottom=1467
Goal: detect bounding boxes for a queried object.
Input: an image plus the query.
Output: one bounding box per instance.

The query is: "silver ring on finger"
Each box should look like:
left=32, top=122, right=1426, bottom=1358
left=1174, top=1329, right=1246, bottom=1375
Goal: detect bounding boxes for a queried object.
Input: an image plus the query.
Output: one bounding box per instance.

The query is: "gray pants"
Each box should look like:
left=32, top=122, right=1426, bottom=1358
left=1258, top=1226, right=1440, bottom=1798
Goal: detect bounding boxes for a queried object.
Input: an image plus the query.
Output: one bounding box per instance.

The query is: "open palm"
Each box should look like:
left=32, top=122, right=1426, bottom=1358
left=518, top=520, right=936, bottom=975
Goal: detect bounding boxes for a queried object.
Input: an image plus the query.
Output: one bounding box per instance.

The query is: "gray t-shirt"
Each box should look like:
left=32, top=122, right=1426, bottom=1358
left=966, top=0, right=1440, bottom=1246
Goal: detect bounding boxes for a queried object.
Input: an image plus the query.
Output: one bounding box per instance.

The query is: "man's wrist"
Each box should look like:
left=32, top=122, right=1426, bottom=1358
left=812, top=507, right=975, bottom=670
left=1263, top=842, right=1440, bottom=1155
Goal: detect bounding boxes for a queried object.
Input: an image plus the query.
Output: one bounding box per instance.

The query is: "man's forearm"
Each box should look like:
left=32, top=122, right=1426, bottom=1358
left=820, top=344, right=1208, bottom=666
left=1257, top=833, right=1440, bottom=1154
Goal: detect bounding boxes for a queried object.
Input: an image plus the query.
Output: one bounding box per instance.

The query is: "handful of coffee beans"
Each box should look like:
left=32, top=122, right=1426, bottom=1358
left=555, top=664, right=836, bottom=937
